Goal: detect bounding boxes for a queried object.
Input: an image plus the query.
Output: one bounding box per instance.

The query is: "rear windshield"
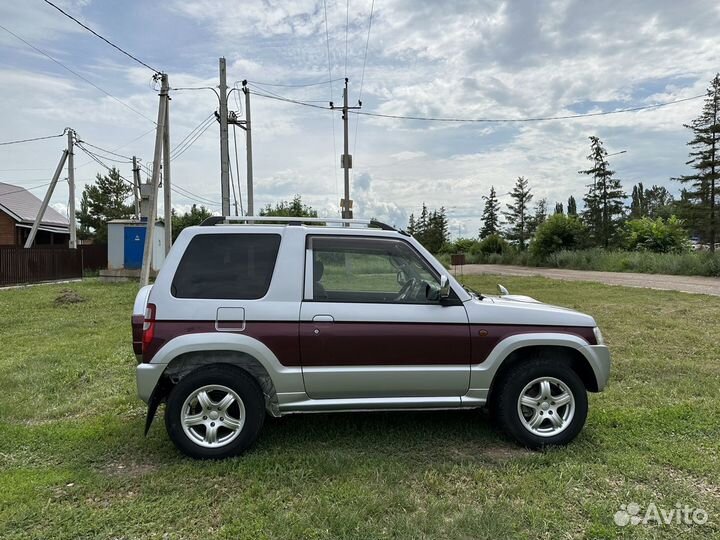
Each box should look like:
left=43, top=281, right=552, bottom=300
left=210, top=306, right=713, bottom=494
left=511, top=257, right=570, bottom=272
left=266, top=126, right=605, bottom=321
left=171, top=233, right=281, bottom=299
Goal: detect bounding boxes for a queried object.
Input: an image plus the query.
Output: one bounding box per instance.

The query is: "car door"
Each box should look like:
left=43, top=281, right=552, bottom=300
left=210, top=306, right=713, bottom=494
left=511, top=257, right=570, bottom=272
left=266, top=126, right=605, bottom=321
left=299, top=234, right=471, bottom=399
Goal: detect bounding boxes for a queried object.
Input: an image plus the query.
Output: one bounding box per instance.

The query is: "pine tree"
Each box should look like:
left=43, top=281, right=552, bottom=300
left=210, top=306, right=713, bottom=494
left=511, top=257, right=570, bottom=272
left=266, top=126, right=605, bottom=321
left=407, top=213, right=416, bottom=235
left=580, top=136, right=626, bottom=247
left=528, top=197, right=548, bottom=236
left=76, top=168, right=134, bottom=243
left=502, top=176, right=533, bottom=250
left=479, top=185, right=501, bottom=238
left=567, top=195, right=578, bottom=216
left=554, top=202, right=564, bottom=214
left=674, top=73, right=720, bottom=251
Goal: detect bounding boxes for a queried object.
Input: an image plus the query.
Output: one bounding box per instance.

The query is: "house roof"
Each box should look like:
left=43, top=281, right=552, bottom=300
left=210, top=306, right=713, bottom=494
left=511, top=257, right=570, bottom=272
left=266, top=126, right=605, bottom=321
left=0, top=182, right=69, bottom=228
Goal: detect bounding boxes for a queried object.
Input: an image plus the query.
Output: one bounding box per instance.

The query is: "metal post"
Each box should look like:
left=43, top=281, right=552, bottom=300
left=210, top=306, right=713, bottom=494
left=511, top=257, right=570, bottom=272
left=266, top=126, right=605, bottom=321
left=219, top=58, right=231, bottom=216
left=243, top=81, right=254, bottom=215
left=24, top=149, right=68, bottom=248
left=67, top=129, right=76, bottom=249
left=140, top=73, right=169, bottom=287
left=162, top=94, right=172, bottom=253
left=132, top=156, right=141, bottom=218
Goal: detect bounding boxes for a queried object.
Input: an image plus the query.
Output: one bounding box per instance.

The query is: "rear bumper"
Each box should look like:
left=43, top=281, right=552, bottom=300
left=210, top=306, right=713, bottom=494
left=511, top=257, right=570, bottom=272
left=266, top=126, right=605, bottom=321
left=582, top=344, right=611, bottom=391
left=136, top=363, right=166, bottom=403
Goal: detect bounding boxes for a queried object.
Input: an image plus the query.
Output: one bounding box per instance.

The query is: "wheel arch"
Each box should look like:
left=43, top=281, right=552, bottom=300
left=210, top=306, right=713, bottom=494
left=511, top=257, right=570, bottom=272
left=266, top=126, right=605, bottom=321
left=486, top=344, right=599, bottom=406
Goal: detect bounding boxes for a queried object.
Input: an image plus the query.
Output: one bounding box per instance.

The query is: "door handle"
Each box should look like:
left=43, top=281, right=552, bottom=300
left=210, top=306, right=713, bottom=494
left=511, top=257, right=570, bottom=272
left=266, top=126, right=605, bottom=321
left=312, top=314, right=334, bottom=323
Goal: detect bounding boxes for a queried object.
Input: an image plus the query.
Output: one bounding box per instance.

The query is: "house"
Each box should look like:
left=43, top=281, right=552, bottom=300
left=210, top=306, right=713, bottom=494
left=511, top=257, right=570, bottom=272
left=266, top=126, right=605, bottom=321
left=0, top=182, right=70, bottom=247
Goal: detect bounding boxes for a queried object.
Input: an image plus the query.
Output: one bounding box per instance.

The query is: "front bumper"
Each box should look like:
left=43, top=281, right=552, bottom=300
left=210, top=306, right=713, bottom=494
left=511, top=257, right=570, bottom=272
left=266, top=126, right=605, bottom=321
left=136, top=363, right=166, bottom=403
left=582, top=344, right=611, bottom=391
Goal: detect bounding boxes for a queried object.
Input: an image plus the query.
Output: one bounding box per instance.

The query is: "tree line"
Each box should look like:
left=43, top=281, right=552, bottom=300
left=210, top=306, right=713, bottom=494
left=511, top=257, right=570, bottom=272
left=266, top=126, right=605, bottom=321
left=408, top=73, right=720, bottom=257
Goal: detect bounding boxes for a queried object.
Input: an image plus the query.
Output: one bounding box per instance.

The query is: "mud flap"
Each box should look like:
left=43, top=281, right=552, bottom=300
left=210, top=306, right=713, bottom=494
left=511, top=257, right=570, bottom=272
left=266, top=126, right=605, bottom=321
left=144, top=384, right=165, bottom=436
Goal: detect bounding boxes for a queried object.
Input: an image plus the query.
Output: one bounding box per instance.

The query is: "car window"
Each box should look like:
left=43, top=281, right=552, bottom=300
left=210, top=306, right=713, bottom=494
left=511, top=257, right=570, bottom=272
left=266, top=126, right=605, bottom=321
left=308, top=236, right=440, bottom=304
left=172, top=233, right=281, bottom=299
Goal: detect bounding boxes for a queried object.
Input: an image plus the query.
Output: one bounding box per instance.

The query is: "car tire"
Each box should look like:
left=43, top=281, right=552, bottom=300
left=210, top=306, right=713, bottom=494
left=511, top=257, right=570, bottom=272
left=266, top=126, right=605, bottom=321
left=492, top=357, right=588, bottom=449
left=165, top=365, right=265, bottom=459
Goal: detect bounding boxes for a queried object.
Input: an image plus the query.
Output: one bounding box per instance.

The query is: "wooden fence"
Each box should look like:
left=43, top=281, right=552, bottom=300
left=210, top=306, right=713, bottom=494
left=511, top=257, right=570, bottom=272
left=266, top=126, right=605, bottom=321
left=0, top=245, right=107, bottom=286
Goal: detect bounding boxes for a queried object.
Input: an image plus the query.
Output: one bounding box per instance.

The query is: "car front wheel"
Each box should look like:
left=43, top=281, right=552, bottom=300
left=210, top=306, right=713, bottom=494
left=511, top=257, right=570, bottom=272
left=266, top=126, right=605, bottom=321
left=165, top=365, right=265, bottom=459
left=492, top=357, right=588, bottom=449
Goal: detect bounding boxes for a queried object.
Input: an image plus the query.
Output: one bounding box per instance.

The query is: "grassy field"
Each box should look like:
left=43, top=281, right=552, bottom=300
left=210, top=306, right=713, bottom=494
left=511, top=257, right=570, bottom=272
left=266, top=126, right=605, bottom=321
left=0, top=277, right=719, bottom=539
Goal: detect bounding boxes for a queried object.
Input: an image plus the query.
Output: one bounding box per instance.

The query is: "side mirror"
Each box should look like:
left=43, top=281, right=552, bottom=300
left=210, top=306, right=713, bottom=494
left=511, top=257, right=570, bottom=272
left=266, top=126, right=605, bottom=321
left=439, top=275, right=451, bottom=299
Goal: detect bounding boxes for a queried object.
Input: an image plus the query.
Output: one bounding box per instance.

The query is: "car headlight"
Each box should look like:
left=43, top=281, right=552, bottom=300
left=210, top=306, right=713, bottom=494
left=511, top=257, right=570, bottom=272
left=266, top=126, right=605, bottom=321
left=593, top=326, right=605, bottom=345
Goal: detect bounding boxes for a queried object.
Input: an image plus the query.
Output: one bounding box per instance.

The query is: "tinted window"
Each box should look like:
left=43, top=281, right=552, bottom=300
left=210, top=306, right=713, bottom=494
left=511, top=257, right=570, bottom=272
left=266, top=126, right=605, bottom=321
left=172, top=233, right=281, bottom=299
left=309, top=236, right=440, bottom=304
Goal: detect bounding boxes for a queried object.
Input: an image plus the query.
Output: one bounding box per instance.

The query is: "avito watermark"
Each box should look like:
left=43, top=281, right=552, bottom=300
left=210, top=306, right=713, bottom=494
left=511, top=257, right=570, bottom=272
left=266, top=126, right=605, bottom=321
left=614, top=502, right=708, bottom=527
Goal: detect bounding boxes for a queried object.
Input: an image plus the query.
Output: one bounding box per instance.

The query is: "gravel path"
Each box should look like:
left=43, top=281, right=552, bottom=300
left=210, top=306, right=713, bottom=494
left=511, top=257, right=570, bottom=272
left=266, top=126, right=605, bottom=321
left=462, top=264, right=720, bottom=297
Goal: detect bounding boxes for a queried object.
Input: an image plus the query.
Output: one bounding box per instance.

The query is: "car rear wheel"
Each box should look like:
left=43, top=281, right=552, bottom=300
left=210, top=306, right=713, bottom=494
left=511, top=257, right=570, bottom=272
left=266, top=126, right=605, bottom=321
left=492, top=357, right=588, bottom=449
left=165, top=365, right=264, bottom=459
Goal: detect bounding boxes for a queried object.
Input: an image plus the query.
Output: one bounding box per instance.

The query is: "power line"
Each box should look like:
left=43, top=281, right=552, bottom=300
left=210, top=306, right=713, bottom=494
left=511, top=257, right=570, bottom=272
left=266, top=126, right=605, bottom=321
left=75, top=140, right=133, bottom=161
left=170, top=113, right=215, bottom=156
left=75, top=143, right=135, bottom=187
left=74, top=127, right=156, bottom=170
left=245, top=78, right=344, bottom=88
left=0, top=133, right=65, bottom=146
left=0, top=24, right=156, bottom=125
left=251, top=90, right=333, bottom=110
left=170, top=183, right=221, bottom=206
left=41, top=0, right=161, bottom=74
left=170, top=115, right=216, bottom=162
left=0, top=181, right=56, bottom=197
left=349, top=93, right=707, bottom=123
left=352, top=0, right=376, bottom=184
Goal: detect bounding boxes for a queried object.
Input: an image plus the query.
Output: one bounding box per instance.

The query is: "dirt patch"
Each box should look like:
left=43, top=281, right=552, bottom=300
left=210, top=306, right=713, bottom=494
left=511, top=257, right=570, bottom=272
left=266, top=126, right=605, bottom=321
left=54, top=289, right=86, bottom=306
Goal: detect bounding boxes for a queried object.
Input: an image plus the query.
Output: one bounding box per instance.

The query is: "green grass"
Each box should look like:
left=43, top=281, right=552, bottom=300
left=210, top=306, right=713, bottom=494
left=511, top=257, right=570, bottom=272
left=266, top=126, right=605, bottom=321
left=1, top=278, right=719, bottom=539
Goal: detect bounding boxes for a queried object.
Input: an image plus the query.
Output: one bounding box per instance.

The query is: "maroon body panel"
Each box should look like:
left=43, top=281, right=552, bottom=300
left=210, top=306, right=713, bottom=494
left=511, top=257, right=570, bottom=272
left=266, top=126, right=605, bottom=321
left=131, top=314, right=144, bottom=356
left=299, top=322, right=472, bottom=366
left=470, top=324, right=596, bottom=364
left=143, top=321, right=300, bottom=365
left=140, top=320, right=595, bottom=366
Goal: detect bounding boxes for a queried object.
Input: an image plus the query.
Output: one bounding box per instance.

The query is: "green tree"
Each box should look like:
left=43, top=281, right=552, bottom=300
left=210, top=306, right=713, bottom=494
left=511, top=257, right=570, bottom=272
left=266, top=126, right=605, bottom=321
left=502, top=176, right=533, bottom=250
left=580, top=136, right=626, bottom=248
left=531, top=213, right=589, bottom=258
left=479, top=186, right=501, bottom=239
left=554, top=202, right=564, bottom=215
left=528, top=197, right=548, bottom=236
left=644, top=185, right=674, bottom=219
left=673, top=74, right=720, bottom=251
left=629, top=182, right=647, bottom=219
left=76, top=168, right=134, bottom=243
left=567, top=195, right=578, bottom=216
left=171, top=204, right=213, bottom=241
left=407, top=213, right=416, bottom=235
left=259, top=195, right=318, bottom=218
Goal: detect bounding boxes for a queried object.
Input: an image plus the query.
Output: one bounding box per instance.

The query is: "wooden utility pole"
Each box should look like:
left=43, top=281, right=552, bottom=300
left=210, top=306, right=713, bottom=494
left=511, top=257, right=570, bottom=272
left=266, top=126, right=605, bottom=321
left=132, top=156, right=141, bottom=218
left=331, top=78, right=361, bottom=219
left=218, top=58, right=231, bottom=216
left=24, top=148, right=68, bottom=248
left=242, top=81, right=254, bottom=215
left=67, top=128, right=76, bottom=249
left=162, top=93, right=172, bottom=253
left=140, top=73, right=169, bottom=287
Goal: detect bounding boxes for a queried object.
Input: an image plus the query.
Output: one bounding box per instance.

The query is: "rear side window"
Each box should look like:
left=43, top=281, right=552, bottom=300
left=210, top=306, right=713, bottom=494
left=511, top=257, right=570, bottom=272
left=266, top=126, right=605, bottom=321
left=172, top=233, right=281, bottom=299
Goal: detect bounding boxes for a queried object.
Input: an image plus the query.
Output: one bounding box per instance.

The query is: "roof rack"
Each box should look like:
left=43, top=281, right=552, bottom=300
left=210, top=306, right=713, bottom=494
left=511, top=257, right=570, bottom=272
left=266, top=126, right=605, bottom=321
left=199, top=215, right=408, bottom=235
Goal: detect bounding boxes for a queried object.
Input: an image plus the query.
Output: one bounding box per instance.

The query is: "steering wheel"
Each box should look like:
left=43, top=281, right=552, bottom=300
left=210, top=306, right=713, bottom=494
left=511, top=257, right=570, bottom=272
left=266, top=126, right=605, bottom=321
left=395, top=278, right=418, bottom=302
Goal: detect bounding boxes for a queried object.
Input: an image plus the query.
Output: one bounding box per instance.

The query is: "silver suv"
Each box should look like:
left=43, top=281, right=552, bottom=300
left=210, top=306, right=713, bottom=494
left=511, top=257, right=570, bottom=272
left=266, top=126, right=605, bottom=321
left=132, top=217, right=610, bottom=459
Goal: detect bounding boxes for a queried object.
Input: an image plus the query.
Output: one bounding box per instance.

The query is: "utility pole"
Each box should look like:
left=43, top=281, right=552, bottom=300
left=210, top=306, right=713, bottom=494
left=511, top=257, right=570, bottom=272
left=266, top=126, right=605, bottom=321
left=24, top=148, right=68, bottom=248
left=162, top=92, right=172, bottom=253
left=330, top=78, right=361, bottom=219
left=67, top=128, right=76, bottom=249
left=132, top=156, right=141, bottom=218
left=140, top=73, right=169, bottom=287
left=218, top=57, right=231, bottom=216
left=242, top=80, right=254, bottom=215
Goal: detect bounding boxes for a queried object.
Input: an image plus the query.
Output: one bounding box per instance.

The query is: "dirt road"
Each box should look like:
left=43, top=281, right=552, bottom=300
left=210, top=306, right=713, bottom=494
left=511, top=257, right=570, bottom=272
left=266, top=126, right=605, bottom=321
left=462, top=264, right=720, bottom=297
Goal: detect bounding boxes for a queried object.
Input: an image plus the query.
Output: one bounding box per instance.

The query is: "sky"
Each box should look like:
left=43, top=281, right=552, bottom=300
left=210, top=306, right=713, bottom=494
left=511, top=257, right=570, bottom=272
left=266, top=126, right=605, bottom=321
left=1, top=0, right=719, bottom=238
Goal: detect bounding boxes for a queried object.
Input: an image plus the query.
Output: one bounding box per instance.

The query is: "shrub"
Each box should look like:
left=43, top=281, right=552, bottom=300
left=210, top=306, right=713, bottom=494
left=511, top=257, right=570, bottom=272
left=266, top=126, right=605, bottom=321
left=531, top=214, right=588, bottom=258
left=475, top=234, right=510, bottom=255
left=624, top=216, right=690, bottom=253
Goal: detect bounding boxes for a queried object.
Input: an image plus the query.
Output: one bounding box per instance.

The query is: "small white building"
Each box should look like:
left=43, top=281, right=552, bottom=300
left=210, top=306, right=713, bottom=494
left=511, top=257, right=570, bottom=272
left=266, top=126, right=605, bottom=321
left=107, top=219, right=165, bottom=272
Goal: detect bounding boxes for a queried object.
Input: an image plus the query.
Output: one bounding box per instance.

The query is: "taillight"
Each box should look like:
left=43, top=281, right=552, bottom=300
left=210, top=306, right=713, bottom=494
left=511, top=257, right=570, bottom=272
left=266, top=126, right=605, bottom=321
left=142, top=303, right=156, bottom=355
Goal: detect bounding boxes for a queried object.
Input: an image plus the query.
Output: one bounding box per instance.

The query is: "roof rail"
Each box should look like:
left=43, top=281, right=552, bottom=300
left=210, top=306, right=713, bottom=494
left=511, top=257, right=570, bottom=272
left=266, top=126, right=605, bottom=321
left=199, top=216, right=408, bottom=235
